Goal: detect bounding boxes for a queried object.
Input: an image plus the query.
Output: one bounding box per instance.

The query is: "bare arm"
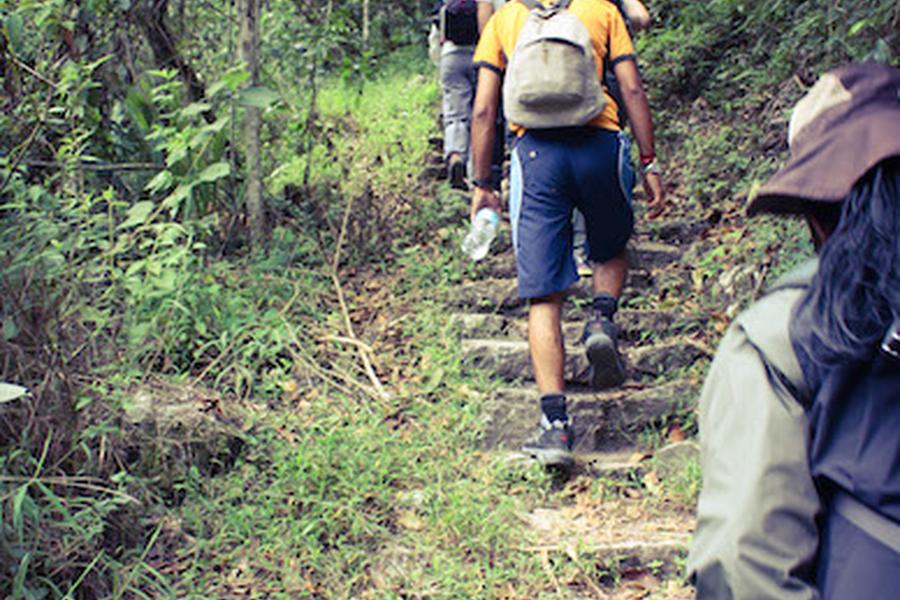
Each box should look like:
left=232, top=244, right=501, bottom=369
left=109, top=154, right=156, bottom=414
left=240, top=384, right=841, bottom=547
left=613, top=58, right=665, bottom=218
left=620, top=0, right=651, bottom=32
left=477, top=2, right=493, bottom=34
left=469, top=66, right=501, bottom=220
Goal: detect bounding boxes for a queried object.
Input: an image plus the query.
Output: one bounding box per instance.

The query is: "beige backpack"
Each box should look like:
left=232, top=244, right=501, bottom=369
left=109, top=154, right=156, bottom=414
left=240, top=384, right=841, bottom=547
left=503, top=0, right=606, bottom=129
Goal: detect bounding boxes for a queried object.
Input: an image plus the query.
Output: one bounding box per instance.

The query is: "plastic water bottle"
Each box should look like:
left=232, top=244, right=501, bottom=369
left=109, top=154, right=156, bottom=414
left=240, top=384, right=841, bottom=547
left=461, top=208, right=500, bottom=261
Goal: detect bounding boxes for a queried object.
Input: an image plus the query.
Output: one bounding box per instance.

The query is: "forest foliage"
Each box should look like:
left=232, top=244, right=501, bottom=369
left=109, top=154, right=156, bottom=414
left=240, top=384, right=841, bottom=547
left=0, top=0, right=897, bottom=597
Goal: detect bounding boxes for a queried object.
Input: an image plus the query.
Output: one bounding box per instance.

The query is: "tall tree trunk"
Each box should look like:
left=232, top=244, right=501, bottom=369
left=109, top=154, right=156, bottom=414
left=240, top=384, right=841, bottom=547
left=238, top=0, right=265, bottom=245
left=0, top=34, right=20, bottom=111
left=136, top=0, right=206, bottom=104
left=362, top=0, right=370, bottom=51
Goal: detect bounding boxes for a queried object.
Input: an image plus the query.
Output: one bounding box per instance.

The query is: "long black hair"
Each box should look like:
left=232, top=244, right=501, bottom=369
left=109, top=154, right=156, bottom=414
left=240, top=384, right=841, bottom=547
left=791, top=159, right=900, bottom=379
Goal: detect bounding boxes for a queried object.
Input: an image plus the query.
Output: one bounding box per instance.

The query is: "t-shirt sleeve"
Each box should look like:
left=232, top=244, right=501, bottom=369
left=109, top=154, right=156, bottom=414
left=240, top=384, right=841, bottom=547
left=607, top=8, right=636, bottom=67
left=473, top=15, right=505, bottom=73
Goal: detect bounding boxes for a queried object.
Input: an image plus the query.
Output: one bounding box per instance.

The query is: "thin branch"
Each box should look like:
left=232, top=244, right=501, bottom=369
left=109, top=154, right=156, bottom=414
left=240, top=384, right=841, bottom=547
left=282, top=319, right=381, bottom=410
left=9, top=53, right=57, bottom=88
left=539, top=549, right=566, bottom=599
left=191, top=334, right=242, bottom=385
left=0, top=120, right=43, bottom=195
left=319, top=335, right=375, bottom=353
left=24, top=160, right=159, bottom=171
left=329, top=193, right=391, bottom=403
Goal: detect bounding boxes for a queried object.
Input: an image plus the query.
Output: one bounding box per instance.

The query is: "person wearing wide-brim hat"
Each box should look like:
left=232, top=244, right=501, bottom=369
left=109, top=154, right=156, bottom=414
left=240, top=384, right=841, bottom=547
left=688, top=62, right=900, bottom=599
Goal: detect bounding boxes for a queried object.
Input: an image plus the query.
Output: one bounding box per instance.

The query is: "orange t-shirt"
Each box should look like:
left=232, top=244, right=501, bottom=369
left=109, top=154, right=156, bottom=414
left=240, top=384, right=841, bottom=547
left=473, top=0, right=637, bottom=133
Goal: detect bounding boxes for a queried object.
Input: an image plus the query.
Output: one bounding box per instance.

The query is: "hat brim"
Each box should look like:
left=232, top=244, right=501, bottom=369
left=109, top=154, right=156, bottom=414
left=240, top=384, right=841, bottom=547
left=748, top=106, right=900, bottom=216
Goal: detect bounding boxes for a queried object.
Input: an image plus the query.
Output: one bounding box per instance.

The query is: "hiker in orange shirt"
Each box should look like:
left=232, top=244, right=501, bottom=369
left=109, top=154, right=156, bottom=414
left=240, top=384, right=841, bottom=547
left=470, top=0, right=664, bottom=466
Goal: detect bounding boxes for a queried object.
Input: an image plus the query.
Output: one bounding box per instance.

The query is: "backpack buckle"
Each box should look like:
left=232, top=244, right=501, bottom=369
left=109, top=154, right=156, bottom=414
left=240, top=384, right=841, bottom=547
left=881, top=319, right=900, bottom=360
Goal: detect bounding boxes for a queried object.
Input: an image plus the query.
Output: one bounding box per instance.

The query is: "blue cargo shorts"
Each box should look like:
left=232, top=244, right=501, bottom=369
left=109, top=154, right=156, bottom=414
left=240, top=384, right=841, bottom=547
left=509, top=128, right=635, bottom=299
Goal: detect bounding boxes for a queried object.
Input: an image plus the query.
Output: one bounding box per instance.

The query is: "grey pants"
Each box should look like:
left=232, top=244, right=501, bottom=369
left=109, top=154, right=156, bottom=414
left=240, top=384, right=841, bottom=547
left=572, top=208, right=588, bottom=262
left=440, top=47, right=476, bottom=167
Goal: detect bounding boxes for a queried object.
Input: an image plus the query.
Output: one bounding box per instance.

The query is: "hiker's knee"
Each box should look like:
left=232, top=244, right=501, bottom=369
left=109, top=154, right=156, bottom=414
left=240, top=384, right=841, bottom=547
left=529, top=292, right=565, bottom=307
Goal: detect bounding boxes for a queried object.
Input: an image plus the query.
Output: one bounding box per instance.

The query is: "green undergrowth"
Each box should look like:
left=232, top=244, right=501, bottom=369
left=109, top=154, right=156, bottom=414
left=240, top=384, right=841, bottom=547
left=173, top=310, right=555, bottom=597
left=139, top=53, right=566, bottom=597
left=637, top=0, right=897, bottom=319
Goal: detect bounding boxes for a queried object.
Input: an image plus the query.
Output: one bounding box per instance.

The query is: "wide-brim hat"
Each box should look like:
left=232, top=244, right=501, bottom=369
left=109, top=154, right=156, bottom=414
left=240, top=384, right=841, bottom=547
left=748, top=63, right=900, bottom=216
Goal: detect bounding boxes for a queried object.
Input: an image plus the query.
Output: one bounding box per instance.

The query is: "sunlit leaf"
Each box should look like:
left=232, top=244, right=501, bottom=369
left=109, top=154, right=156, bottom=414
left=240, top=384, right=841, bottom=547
left=154, top=270, right=177, bottom=292
left=0, top=383, right=28, bottom=404
left=216, top=70, right=251, bottom=93
left=195, top=162, right=231, bottom=184
left=847, top=19, right=868, bottom=37
left=181, top=102, right=213, bottom=118
left=2, top=318, right=17, bottom=340
left=162, top=183, right=194, bottom=213
left=5, top=13, right=24, bottom=54
left=238, top=86, right=281, bottom=109
left=166, top=142, right=188, bottom=167
left=145, top=169, right=174, bottom=194
left=119, top=201, right=154, bottom=228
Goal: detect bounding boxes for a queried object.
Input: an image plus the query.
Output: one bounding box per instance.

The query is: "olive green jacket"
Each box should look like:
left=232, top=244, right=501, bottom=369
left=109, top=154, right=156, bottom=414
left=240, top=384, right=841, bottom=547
left=688, top=259, right=821, bottom=599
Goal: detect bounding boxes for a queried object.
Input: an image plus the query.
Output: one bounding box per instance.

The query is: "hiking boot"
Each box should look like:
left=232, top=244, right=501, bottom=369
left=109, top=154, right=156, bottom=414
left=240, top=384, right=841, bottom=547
left=448, top=154, right=467, bottom=190
left=582, top=316, right=626, bottom=389
left=521, top=414, right=574, bottom=468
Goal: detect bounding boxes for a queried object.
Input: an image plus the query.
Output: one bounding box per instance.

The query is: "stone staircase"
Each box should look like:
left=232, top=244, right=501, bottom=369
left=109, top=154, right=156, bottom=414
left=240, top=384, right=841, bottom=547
left=451, top=214, right=708, bottom=590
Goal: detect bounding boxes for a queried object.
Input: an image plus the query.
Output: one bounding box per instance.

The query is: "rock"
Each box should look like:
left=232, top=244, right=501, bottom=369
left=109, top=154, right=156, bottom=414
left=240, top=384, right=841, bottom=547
left=462, top=338, right=708, bottom=384
left=123, top=378, right=245, bottom=484
left=481, top=379, right=699, bottom=452
left=640, top=218, right=710, bottom=244
left=652, top=441, right=701, bottom=481
left=450, top=310, right=705, bottom=344
left=629, top=241, right=682, bottom=270
left=475, top=242, right=679, bottom=279
left=630, top=340, right=708, bottom=377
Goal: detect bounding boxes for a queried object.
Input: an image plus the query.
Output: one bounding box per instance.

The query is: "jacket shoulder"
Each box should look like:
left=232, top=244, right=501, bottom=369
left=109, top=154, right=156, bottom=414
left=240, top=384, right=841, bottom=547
left=735, top=259, right=818, bottom=398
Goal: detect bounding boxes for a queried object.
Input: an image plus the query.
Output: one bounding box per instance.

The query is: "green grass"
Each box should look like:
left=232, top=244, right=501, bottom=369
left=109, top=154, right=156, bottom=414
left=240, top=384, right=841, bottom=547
left=166, top=57, right=561, bottom=595
left=171, top=305, right=557, bottom=598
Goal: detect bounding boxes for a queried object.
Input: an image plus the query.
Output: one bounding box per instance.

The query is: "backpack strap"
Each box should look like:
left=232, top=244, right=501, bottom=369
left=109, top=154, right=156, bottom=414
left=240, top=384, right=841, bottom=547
left=832, top=489, right=900, bottom=554
left=736, top=259, right=818, bottom=404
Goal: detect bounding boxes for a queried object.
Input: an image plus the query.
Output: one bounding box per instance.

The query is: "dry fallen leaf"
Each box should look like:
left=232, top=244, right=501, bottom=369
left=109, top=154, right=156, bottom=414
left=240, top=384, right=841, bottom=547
left=667, top=425, right=686, bottom=443
left=396, top=510, right=425, bottom=531
left=643, top=471, right=663, bottom=496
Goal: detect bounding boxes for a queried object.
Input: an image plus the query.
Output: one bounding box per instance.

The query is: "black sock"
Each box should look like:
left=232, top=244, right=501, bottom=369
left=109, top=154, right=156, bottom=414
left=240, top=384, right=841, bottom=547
left=540, top=393, right=568, bottom=423
left=592, top=294, right=619, bottom=320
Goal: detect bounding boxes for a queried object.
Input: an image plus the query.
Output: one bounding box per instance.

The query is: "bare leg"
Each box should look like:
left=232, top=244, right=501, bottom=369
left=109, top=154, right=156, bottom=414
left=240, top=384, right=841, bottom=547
left=591, top=252, right=628, bottom=297
left=528, top=292, right=566, bottom=394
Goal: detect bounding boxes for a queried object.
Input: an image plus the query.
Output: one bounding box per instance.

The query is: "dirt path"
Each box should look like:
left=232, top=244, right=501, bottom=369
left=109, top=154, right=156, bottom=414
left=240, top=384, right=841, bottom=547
left=443, top=169, right=713, bottom=596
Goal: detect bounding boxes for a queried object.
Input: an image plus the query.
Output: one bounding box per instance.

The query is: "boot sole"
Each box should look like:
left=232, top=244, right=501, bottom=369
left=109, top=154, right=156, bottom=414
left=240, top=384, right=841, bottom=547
left=586, top=333, right=626, bottom=389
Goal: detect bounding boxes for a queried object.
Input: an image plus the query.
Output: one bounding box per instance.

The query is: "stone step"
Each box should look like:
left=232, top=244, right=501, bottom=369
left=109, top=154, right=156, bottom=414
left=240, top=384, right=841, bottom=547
left=449, top=310, right=707, bottom=344
left=636, top=217, right=710, bottom=245
left=474, top=241, right=682, bottom=280
left=461, top=338, right=708, bottom=385
left=628, top=241, right=684, bottom=269
left=577, top=450, right=648, bottom=480
left=481, top=379, right=698, bottom=452
left=497, top=449, right=644, bottom=480
left=520, top=505, right=692, bottom=578
left=448, top=271, right=655, bottom=314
